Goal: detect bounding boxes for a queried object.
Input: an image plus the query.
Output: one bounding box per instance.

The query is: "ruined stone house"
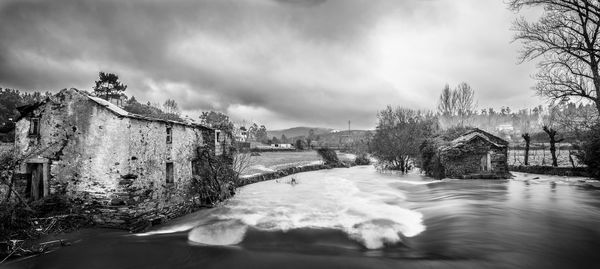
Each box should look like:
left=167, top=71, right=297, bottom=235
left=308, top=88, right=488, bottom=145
left=439, top=128, right=510, bottom=179
left=13, top=88, right=229, bottom=227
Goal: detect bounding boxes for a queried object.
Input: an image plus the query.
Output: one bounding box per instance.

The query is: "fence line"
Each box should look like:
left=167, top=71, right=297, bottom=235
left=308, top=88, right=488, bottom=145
left=507, top=146, right=581, bottom=167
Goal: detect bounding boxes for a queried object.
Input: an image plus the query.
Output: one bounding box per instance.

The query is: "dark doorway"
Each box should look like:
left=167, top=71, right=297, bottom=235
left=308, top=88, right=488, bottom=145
left=26, top=163, right=44, bottom=200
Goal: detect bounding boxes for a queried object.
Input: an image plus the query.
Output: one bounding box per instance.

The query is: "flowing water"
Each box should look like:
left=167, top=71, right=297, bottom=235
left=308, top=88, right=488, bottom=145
left=8, top=166, right=600, bottom=269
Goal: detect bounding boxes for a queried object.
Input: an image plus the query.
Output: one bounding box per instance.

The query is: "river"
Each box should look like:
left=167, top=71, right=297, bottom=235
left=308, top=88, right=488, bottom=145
left=7, top=166, right=600, bottom=269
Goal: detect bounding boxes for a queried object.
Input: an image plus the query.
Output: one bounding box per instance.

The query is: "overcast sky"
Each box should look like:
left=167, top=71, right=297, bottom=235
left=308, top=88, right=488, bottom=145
left=0, top=0, right=542, bottom=130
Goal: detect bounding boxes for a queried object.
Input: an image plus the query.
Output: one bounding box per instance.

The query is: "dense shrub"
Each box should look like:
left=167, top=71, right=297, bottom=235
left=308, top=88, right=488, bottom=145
left=316, top=147, right=340, bottom=166
left=0, top=203, right=35, bottom=241
left=419, top=138, right=446, bottom=179
left=295, top=139, right=307, bottom=150
left=354, top=153, right=371, bottom=165
left=574, top=124, right=600, bottom=179
left=371, top=107, right=438, bottom=173
left=190, top=147, right=237, bottom=206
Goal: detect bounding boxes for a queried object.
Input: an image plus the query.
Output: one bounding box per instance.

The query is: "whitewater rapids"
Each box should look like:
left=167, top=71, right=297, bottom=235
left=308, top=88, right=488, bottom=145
left=143, top=167, right=429, bottom=249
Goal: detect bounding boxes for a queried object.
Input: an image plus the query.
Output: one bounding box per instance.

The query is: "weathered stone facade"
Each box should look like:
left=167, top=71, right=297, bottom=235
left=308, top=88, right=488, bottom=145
left=13, top=88, right=227, bottom=229
left=439, top=129, right=510, bottom=179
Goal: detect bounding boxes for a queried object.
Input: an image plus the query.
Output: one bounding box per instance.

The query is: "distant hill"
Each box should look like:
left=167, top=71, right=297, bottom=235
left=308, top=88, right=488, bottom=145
left=267, top=126, right=373, bottom=151
left=315, top=130, right=373, bottom=148
left=267, top=127, right=334, bottom=139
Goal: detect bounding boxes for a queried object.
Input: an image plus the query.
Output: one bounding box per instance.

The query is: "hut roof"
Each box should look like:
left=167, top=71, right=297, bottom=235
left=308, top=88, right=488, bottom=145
left=446, top=128, right=508, bottom=149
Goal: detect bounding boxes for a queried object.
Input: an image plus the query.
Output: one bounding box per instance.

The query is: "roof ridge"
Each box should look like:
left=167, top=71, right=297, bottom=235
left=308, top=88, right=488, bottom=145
left=85, top=95, right=213, bottom=129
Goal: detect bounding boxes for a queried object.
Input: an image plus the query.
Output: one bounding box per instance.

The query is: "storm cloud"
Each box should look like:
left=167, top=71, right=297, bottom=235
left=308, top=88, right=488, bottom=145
left=0, top=0, right=539, bottom=129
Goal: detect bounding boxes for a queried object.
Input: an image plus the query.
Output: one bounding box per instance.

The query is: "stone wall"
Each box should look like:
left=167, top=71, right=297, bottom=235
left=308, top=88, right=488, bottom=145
left=443, top=153, right=483, bottom=177
left=442, top=138, right=510, bottom=179
left=239, top=163, right=353, bottom=187
left=14, top=90, right=130, bottom=200
left=13, top=89, right=215, bottom=229
left=97, top=119, right=210, bottom=227
left=509, top=165, right=589, bottom=177
left=491, top=147, right=509, bottom=174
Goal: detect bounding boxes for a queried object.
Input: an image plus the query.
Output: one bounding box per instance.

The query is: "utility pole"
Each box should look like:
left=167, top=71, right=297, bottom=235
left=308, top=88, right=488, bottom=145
left=345, top=120, right=351, bottom=150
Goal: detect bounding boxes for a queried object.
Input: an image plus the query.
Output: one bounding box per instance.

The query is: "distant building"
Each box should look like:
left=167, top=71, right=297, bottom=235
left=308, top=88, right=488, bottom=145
left=12, top=88, right=229, bottom=228
left=439, top=128, right=510, bottom=179
left=496, top=124, right=514, bottom=132
left=270, top=143, right=294, bottom=149
left=233, top=126, right=248, bottom=142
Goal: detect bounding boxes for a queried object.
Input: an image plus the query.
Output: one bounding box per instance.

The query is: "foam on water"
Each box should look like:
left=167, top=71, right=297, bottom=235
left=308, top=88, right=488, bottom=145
left=511, top=172, right=592, bottom=186
left=187, top=219, right=248, bottom=245
left=186, top=170, right=425, bottom=249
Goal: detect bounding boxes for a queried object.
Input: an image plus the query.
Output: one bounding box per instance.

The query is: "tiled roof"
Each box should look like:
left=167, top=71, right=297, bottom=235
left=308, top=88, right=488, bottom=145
left=450, top=132, right=505, bottom=148
left=84, top=91, right=212, bottom=130
left=442, top=128, right=508, bottom=150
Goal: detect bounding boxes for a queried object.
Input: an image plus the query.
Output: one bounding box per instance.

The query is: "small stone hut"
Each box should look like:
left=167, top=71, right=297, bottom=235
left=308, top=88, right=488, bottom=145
left=12, top=88, right=230, bottom=228
left=439, top=128, right=510, bottom=179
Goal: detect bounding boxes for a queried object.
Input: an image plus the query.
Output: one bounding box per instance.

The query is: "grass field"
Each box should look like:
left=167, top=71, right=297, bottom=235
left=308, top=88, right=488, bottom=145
left=240, top=150, right=355, bottom=177
left=507, top=149, right=582, bottom=167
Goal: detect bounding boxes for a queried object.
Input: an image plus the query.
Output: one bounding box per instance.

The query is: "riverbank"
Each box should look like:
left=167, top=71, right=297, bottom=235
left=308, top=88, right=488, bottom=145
left=509, top=165, right=589, bottom=177
left=0, top=207, right=92, bottom=263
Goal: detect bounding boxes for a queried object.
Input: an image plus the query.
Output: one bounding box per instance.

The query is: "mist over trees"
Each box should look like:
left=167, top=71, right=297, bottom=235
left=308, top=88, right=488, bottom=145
left=433, top=80, right=598, bottom=144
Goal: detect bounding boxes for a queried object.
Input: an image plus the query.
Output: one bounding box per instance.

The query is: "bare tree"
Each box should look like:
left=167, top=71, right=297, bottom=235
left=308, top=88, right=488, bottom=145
left=551, top=101, right=599, bottom=136
left=522, top=133, right=531, bottom=165
left=162, top=99, right=180, bottom=115
left=437, top=82, right=477, bottom=127
left=437, top=84, right=456, bottom=116
left=454, top=82, right=477, bottom=117
left=542, top=125, right=564, bottom=167
left=509, top=0, right=600, bottom=114
left=231, top=151, right=253, bottom=182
